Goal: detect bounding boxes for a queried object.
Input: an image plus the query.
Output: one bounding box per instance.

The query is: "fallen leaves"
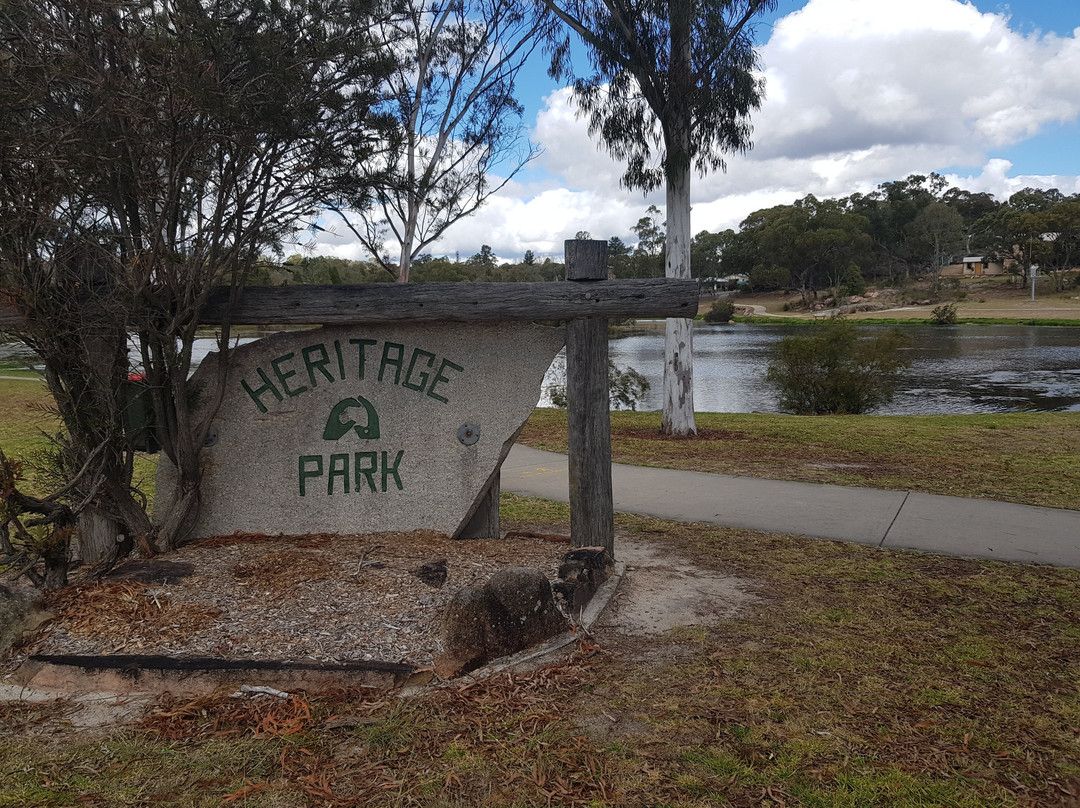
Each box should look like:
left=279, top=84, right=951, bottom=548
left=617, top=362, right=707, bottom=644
left=44, top=581, right=221, bottom=646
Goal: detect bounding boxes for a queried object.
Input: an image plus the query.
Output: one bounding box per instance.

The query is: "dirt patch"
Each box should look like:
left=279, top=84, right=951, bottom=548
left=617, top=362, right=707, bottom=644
left=597, top=537, right=759, bottom=637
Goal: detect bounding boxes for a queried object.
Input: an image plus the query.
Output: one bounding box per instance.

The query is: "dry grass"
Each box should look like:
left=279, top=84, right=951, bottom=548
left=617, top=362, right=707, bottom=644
left=3, top=501, right=1079, bottom=807
left=731, top=276, right=1080, bottom=322
left=519, top=408, right=1080, bottom=510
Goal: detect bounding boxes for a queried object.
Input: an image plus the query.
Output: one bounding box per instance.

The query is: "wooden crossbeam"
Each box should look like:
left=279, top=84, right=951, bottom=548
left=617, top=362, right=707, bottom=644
left=1, top=279, right=698, bottom=328
left=199, top=279, right=697, bottom=324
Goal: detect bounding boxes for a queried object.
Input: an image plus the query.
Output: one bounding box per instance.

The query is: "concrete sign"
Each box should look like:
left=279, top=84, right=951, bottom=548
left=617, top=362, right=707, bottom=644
left=155, top=322, right=565, bottom=539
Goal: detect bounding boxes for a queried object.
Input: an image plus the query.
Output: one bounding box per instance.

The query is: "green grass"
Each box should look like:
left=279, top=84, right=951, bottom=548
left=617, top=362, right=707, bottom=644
left=519, top=408, right=1080, bottom=510
left=0, top=377, right=158, bottom=505
left=4, top=503, right=1079, bottom=806
left=0, top=377, right=56, bottom=459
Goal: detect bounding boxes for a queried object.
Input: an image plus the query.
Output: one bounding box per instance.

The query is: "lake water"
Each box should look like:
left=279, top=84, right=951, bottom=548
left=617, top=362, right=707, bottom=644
left=5, top=323, right=1079, bottom=415
left=597, top=323, right=1080, bottom=414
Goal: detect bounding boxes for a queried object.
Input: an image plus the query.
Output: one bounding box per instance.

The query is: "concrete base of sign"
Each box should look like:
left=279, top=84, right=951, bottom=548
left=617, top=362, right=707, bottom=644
left=155, top=322, right=564, bottom=539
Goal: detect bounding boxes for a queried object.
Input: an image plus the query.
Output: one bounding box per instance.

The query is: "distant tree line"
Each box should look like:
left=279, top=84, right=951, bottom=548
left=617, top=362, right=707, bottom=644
left=253, top=248, right=565, bottom=285
left=702, top=174, right=1080, bottom=298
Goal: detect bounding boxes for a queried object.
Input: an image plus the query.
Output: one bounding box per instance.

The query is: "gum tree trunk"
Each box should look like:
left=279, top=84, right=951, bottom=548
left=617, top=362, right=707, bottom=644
left=661, top=0, right=697, bottom=437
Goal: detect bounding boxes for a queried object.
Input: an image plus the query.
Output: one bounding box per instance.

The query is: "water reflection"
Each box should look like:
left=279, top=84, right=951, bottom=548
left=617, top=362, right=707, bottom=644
left=599, top=323, right=1080, bottom=414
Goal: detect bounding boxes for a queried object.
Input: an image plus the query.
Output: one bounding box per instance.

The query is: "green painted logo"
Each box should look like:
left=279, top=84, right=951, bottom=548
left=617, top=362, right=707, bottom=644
left=323, top=396, right=380, bottom=441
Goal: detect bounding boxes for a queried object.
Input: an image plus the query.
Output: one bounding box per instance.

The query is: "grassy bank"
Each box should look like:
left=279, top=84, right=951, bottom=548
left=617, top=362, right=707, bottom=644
left=3, top=499, right=1078, bottom=807
left=520, top=409, right=1080, bottom=510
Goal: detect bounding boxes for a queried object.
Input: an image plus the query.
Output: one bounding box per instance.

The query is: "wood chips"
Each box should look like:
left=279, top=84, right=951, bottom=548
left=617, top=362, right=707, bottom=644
left=22, top=530, right=568, bottom=666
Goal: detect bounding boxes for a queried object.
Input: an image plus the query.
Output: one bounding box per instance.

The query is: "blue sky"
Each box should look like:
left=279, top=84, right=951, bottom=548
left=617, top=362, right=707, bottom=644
left=316, top=0, right=1080, bottom=261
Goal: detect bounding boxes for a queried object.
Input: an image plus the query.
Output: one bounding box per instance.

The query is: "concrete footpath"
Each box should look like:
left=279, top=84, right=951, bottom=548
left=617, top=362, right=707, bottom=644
left=502, top=445, right=1080, bottom=569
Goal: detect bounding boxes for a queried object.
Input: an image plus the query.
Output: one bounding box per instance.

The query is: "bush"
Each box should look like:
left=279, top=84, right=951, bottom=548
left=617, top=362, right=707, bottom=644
left=931, top=303, right=958, bottom=324
left=765, top=318, right=911, bottom=414
left=841, top=262, right=867, bottom=296
left=547, top=360, right=650, bottom=411
left=703, top=299, right=736, bottom=323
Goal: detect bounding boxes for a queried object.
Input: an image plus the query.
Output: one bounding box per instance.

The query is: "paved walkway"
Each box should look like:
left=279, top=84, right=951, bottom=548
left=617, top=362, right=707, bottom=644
left=502, top=445, right=1080, bottom=569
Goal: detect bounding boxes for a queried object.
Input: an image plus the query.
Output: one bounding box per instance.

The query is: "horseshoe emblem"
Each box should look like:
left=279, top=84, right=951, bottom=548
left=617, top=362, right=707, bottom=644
left=323, top=396, right=380, bottom=441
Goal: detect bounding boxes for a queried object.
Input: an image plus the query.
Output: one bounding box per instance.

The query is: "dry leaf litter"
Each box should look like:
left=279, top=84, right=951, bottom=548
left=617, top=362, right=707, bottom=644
left=20, top=531, right=567, bottom=667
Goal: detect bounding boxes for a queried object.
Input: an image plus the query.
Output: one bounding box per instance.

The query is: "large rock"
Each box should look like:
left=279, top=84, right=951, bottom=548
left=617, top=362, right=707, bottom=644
left=1, top=583, right=52, bottom=658
left=155, top=322, right=564, bottom=539
left=437, top=567, right=568, bottom=676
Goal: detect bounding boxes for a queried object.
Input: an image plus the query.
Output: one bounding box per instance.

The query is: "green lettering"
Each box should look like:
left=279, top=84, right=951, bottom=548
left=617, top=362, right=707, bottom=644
left=272, top=352, right=307, bottom=397
left=427, top=358, right=464, bottom=404
left=298, top=455, right=323, bottom=496
left=349, top=338, right=377, bottom=380
left=334, top=340, right=346, bottom=380
left=354, top=451, right=378, bottom=492
left=302, top=343, right=335, bottom=388
left=379, top=342, right=405, bottom=384
left=403, top=349, right=436, bottom=392
left=382, top=450, right=404, bottom=491
left=241, top=369, right=283, bottom=413
left=328, top=453, right=349, bottom=495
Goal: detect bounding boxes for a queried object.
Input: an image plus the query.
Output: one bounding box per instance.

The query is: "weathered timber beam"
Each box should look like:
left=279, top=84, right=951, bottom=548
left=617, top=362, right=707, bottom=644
left=199, top=279, right=698, bottom=325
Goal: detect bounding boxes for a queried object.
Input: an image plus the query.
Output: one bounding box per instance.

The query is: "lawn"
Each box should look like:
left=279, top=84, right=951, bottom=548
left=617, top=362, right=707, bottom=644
left=2, top=373, right=1080, bottom=806
left=519, top=408, right=1080, bottom=510
left=2, top=497, right=1078, bottom=806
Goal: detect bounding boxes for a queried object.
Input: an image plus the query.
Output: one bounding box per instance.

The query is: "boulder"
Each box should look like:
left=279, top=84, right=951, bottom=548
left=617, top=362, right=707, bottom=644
left=0, top=583, right=52, bottom=658
left=437, top=567, right=568, bottom=677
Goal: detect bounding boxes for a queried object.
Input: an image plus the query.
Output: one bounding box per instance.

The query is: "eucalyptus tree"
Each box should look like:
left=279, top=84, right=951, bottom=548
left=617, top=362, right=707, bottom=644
left=1027, top=196, right=1080, bottom=292
left=0, top=0, right=396, bottom=582
left=907, top=201, right=964, bottom=293
left=846, top=173, right=947, bottom=282
left=542, top=0, right=776, bottom=435
left=342, top=0, right=551, bottom=282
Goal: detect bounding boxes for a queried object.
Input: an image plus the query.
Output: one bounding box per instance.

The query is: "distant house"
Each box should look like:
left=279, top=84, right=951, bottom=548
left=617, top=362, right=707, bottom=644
left=940, top=256, right=1011, bottom=278
left=699, top=275, right=748, bottom=292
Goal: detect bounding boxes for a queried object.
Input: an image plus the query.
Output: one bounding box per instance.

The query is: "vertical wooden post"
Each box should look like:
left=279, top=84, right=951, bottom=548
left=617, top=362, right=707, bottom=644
left=565, top=239, right=614, bottom=558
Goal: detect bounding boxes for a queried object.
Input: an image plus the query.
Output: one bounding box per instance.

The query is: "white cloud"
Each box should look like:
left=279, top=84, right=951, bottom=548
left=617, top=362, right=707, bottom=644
left=313, top=0, right=1080, bottom=260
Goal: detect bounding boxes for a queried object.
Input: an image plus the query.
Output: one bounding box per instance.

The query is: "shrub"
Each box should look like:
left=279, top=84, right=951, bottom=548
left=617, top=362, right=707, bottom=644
left=931, top=303, right=958, bottom=324
left=841, top=262, right=867, bottom=296
left=704, top=299, right=736, bottom=323
left=765, top=318, right=911, bottom=415
left=547, top=360, right=650, bottom=411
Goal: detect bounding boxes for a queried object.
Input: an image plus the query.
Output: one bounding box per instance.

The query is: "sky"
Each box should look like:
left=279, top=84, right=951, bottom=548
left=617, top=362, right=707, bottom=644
left=313, top=0, right=1080, bottom=263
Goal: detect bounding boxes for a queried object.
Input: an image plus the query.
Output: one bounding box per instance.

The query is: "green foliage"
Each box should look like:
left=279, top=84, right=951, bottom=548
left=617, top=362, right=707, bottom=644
left=841, top=261, right=867, bottom=296
left=608, top=362, right=650, bottom=410
left=546, top=1, right=773, bottom=194
left=749, top=263, right=791, bottom=291
left=728, top=195, right=872, bottom=293
left=703, top=299, right=736, bottom=323
left=931, top=303, right=959, bottom=324
left=765, top=319, right=911, bottom=414
left=0, top=0, right=398, bottom=560
left=547, top=360, right=650, bottom=411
